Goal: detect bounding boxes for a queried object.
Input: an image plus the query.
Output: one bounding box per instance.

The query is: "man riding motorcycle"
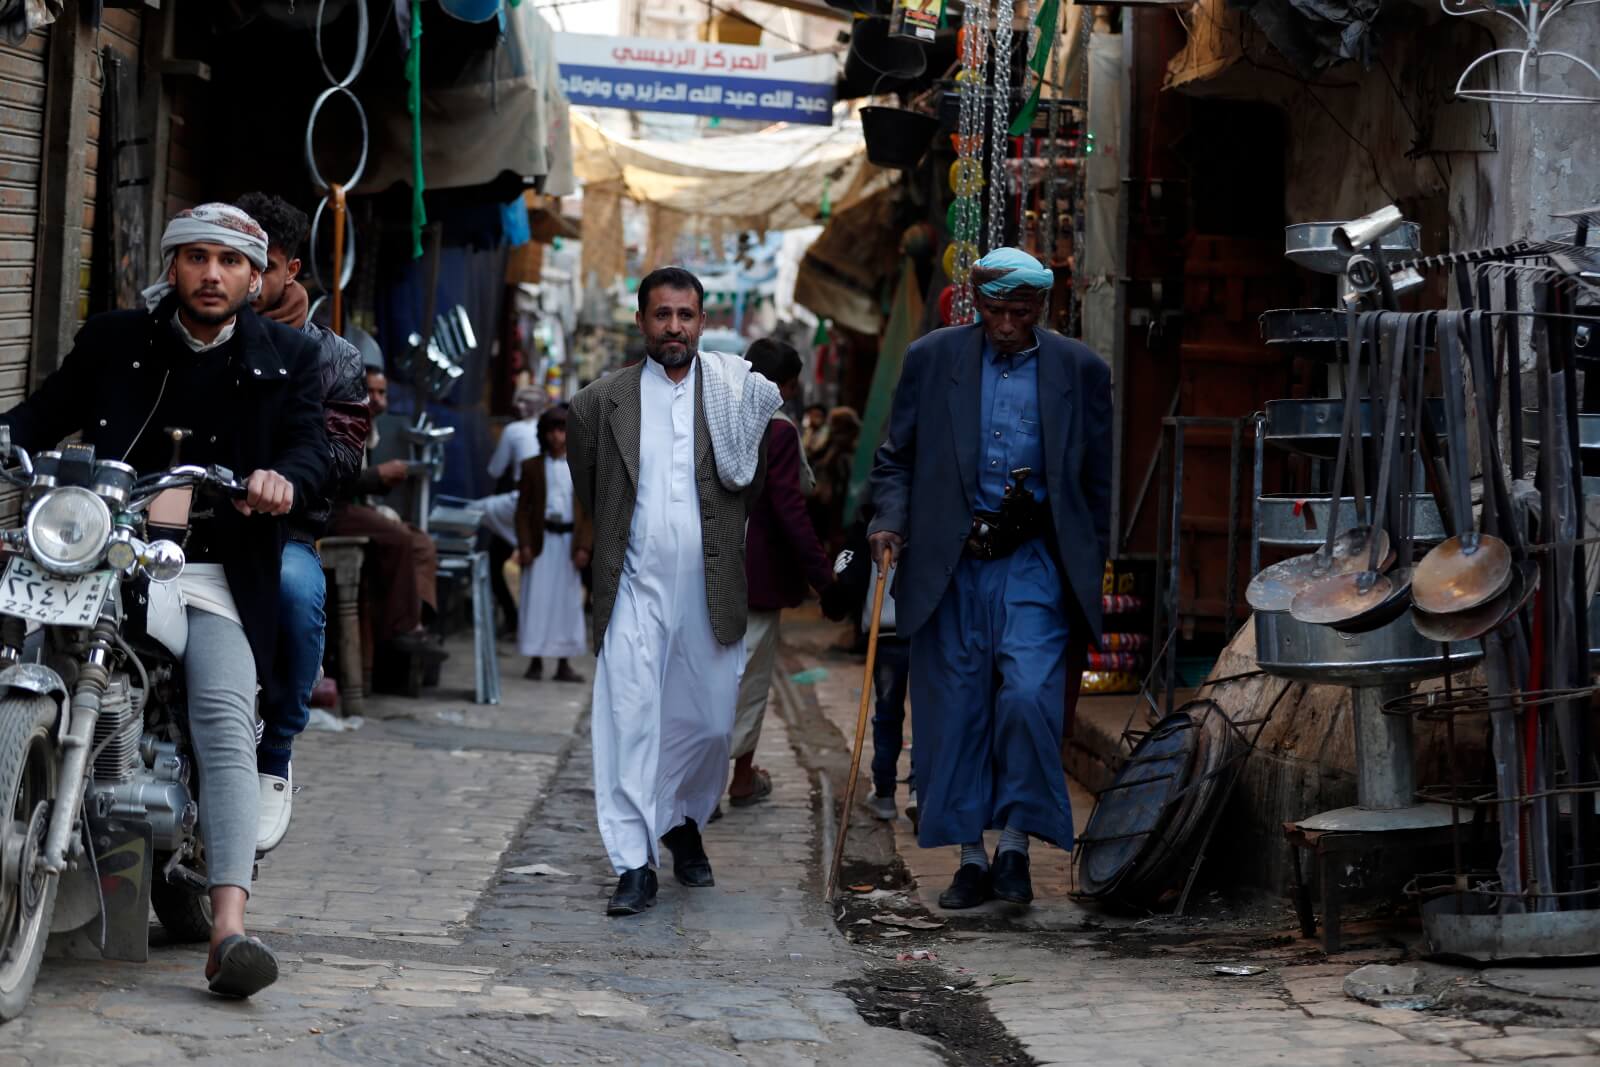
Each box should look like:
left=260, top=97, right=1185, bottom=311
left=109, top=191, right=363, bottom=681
left=0, top=203, right=328, bottom=998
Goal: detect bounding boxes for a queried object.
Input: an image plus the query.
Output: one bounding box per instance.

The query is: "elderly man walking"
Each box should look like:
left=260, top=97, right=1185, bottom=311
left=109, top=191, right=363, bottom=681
left=868, top=248, right=1112, bottom=909
left=567, top=266, right=778, bottom=916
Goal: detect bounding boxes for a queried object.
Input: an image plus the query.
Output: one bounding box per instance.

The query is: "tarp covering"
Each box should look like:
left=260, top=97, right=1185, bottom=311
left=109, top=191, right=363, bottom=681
left=571, top=111, right=892, bottom=233
left=791, top=184, right=901, bottom=336
left=1, top=0, right=59, bottom=43
left=365, top=3, right=575, bottom=196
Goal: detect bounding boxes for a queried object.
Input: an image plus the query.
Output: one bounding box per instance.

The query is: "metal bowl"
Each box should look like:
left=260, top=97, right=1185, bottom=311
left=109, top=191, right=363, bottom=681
left=1255, top=607, right=1482, bottom=686
left=1285, top=221, right=1422, bottom=275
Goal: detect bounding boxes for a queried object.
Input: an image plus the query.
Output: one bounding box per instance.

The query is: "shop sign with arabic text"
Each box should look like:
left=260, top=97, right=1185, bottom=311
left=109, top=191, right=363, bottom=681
left=555, top=33, right=836, bottom=126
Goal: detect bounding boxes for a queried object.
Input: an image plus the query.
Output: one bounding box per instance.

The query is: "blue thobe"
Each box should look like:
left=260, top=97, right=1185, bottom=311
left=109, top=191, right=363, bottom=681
left=908, top=333, right=1075, bottom=850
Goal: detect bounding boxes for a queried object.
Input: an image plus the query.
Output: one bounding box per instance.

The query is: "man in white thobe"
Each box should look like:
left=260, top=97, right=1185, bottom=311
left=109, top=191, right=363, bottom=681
left=567, top=266, right=778, bottom=916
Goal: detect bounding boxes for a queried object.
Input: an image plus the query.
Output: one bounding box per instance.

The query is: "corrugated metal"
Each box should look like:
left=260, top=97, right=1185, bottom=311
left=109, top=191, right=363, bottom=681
left=0, top=30, right=46, bottom=412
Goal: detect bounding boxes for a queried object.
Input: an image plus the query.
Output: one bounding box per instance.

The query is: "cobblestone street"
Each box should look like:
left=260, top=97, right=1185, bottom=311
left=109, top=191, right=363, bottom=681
left=5, top=625, right=1600, bottom=1065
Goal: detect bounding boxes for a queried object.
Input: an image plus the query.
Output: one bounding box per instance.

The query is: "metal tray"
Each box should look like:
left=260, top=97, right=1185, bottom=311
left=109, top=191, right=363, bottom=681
left=1285, top=221, right=1422, bottom=275
left=1519, top=407, right=1600, bottom=453
left=1259, top=308, right=1349, bottom=348
left=1255, top=608, right=1481, bottom=686
left=1264, top=397, right=1447, bottom=455
left=1257, top=492, right=1445, bottom=548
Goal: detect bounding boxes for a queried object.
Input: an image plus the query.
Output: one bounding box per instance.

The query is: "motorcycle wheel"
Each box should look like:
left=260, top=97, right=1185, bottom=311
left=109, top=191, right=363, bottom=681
left=150, top=859, right=212, bottom=944
left=0, top=695, right=60, bottom=1022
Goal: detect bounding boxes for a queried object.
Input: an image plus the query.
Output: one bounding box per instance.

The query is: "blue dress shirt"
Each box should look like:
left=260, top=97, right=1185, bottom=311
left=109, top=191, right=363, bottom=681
left=975, top=333, right=1045, bottom=511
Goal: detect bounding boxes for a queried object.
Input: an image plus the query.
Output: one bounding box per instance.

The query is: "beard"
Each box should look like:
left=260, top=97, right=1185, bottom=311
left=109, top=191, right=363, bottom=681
left=646, top=338, right=696, bottom=369
left=180, top=288, right=250, bottom=326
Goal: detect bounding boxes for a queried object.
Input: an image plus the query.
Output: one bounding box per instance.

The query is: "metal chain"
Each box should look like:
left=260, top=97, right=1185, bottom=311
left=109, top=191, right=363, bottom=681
left=303, top=0, right=369, bottom=333
left=1018, top=0, right=1040, bottom=254
left=1042, top=34, right=1062, bottom=268
left=951, top=0, right=991, bottom=326
left=1069, top=2, right=1092, bottom=338
left=985, top=0, right=1016, bottom=254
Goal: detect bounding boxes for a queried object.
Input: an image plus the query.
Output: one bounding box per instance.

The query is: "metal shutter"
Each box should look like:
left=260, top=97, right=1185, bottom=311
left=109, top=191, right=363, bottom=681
left=0, top=30, right=47, bottom=411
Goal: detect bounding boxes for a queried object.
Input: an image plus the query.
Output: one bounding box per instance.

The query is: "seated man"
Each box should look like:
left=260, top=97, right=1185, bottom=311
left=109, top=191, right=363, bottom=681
left=2, top=203, right=329, bottom=997
left=235, top=192, right=371, bottom=852
left=331, top=366, right=445, bottom=666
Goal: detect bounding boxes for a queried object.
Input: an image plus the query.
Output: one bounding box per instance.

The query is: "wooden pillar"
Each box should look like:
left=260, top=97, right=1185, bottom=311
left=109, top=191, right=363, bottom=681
left=28, top=11, right=99, bottom=390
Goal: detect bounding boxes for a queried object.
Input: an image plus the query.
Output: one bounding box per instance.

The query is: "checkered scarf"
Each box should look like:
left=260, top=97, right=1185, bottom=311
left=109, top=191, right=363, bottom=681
left=698, top=349, right=782, bottom=491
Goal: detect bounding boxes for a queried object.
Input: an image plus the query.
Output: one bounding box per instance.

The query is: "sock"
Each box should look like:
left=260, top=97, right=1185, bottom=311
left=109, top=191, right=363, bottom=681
left=959, top=842, right=990, bottom=870
left=998, top=827, right=1030, bottom=857
left=257, top=747, right=290, bottom=779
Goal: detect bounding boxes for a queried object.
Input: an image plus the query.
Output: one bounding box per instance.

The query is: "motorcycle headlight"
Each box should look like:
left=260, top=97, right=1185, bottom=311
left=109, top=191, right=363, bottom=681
left=26, top=487, right=112, bottom=576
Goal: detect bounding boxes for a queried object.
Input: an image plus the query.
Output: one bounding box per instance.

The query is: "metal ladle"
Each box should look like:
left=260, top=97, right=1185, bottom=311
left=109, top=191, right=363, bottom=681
left=1247, top=309, right=1389, bottom=612
left=1411, top=310, right=1513, bottom=614
left=1292, top=312, right=1410, bottom=625
left=1330, top=310, right=1431, bottom=633
left=1416, top=308, right=1539, bottom=641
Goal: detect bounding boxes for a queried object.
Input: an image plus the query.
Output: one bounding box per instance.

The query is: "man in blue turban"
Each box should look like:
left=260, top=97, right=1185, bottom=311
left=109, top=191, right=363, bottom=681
left=867, top=247, right=1111, bottom=909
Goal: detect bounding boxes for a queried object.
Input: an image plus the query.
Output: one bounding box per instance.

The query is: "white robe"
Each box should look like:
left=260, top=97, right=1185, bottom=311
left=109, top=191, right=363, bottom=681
left=592, top=358, right=745, bottom=874
left=518, top=455, right=587, bottom=658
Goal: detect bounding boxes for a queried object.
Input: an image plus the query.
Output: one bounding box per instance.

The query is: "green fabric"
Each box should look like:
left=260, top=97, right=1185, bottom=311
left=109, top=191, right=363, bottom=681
left=1008, top=0, right=1060, bottom=137
left=845, top=259, right=923, bottom=525
left=406, top=1, right=427, bottom=258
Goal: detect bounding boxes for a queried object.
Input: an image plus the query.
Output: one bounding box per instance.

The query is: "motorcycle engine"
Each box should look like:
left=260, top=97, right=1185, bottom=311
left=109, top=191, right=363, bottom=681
left=87, top=675, right=197, bottom=851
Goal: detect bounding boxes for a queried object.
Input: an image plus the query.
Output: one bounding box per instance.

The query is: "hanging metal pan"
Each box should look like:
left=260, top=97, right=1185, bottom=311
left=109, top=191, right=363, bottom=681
left=1248, top=310, right=1387, bottom=611
left=1293, top=312, right=1410, bottom=626
left=1412, top=311, right=1514, bottom=614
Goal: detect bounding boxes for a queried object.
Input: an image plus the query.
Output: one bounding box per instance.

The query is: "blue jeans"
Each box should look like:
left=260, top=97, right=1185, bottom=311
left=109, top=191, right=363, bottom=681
left=259, top=539, right=326, bottom=775
left=871, top=636, right=912, bottom=798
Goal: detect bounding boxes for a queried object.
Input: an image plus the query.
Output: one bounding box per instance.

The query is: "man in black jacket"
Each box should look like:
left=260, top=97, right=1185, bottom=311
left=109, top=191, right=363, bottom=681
left=235, top=192, right=371, bottom=853
left=2, top=203, right=328, bottom=998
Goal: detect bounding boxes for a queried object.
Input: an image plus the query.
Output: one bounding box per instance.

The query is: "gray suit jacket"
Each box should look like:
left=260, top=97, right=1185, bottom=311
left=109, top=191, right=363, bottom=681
left=567, top=359, right=766, bottom=651
left=868, top=324, right=1113, bottom=641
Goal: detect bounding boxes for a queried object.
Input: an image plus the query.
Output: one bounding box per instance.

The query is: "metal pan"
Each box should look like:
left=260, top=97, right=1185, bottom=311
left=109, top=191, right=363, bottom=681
left=1518, top=407, right=1600, bottom=453
left=1255, top=606, right=1482, bottom=685
left=1285, top=221, right=1421, bottom=275
left=1413, top=312, right=1513, bottom=614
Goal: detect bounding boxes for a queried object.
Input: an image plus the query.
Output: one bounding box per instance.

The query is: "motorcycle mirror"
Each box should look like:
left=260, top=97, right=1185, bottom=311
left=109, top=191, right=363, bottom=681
left=140, top=540, right=186, bottom=584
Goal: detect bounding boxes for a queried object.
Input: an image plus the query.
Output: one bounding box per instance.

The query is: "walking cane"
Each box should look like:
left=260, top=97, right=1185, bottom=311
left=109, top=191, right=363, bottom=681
left=825, top=545, right=894, bottom=905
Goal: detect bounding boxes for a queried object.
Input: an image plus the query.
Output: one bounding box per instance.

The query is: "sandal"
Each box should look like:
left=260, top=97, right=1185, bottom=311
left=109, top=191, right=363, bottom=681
left=728, top=767, right=773, bottom=808
left=207, top=934, right=280, bottom=998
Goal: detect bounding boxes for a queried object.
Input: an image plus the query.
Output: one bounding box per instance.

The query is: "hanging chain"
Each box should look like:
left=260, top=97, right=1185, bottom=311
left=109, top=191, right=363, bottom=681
left=985, top=0, right=1016, bottom=254
left=1042, top=33, right=1062, bottom=270
left=1017, top=0, right=1040, bottom=255
left=951, top=0, right=992, bottom=326
left=1068, top=1, right=1092, bottom=338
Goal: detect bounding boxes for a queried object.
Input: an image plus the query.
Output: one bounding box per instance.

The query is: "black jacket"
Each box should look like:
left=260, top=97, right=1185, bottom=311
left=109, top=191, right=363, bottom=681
left=1, top=298, right=329, bottom=680
left=293, top=321, right=370, bottom=539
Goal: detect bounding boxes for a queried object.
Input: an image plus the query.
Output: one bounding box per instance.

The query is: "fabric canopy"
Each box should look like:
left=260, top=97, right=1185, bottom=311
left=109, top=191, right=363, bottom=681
left=571, top=111, right=892, bottom=233
left=365, top=3, right=575, bottom=197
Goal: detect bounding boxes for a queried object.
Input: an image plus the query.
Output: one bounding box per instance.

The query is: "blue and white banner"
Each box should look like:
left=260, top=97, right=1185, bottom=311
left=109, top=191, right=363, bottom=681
left=555, top=33, right=836, bottom=126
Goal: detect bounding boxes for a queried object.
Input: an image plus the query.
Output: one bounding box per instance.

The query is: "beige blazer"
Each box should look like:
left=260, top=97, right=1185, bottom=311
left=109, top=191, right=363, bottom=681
left=566, top=359, right=765, bottom=651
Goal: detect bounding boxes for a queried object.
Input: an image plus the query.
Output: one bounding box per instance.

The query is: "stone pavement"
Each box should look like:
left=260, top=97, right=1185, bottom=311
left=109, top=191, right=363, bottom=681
left=5, top=636, right=942, bottom=1066
left=784, top=613, right=1600, bottom=1067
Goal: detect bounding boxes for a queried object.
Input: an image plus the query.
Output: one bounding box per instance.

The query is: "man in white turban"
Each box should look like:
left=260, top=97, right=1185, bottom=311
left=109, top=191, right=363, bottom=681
left=2, top=203, right=330, bottom=999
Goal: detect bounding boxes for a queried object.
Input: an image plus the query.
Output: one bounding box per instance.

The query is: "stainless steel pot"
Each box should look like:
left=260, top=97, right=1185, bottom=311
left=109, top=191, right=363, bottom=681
left=1255, top=608, right=1482, bottom=685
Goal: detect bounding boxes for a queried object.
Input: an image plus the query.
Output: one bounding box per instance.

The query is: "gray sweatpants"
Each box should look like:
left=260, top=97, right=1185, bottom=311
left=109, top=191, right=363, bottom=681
left=184, top=608, right=259, bottom=892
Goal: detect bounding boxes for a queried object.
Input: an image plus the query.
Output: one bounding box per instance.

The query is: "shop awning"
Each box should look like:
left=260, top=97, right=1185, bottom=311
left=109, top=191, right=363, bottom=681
left=571, top=111, right=892, bottom=233
left=364, top=2, right=575, bottom=197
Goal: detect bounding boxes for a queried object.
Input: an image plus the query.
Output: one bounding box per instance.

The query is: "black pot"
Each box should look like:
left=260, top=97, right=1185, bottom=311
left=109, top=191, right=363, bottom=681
left=860, top=106, right=940, bottom=169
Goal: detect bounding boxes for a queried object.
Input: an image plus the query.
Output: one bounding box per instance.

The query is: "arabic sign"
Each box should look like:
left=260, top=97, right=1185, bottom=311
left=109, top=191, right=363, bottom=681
left=554, top=33, right=836, bottom=126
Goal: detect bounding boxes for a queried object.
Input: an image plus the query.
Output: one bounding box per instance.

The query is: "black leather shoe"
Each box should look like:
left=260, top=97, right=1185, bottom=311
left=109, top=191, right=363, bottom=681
left=937, top=864, right=993, bottom=909
left=991, top=850, right=1033, bottom=905
left=606, top=866, right=658, bottom=915
left=661, top=819, right=715, bottom=888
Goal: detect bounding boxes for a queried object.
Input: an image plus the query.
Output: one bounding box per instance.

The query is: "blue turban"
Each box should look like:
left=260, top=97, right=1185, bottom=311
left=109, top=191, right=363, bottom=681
left=972, top=247, right=1053, bottom=298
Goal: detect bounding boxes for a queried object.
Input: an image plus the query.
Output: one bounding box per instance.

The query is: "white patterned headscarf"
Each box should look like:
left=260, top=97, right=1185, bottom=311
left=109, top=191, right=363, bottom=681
left=140, top=203, right=270, bottom=311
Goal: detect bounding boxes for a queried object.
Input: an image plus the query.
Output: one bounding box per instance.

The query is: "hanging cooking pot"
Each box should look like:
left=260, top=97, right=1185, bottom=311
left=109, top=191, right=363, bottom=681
left=1412, top=311, right=1513, bottom=614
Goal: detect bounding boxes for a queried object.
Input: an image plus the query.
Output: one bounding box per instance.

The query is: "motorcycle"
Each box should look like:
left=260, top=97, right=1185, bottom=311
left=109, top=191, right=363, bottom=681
left=0, top=431, right=256, bottom=1020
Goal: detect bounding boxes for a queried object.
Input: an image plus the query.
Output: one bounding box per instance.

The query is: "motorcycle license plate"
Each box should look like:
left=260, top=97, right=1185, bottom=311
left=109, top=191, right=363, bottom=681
left=0, top=558, right=113, bottom=626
